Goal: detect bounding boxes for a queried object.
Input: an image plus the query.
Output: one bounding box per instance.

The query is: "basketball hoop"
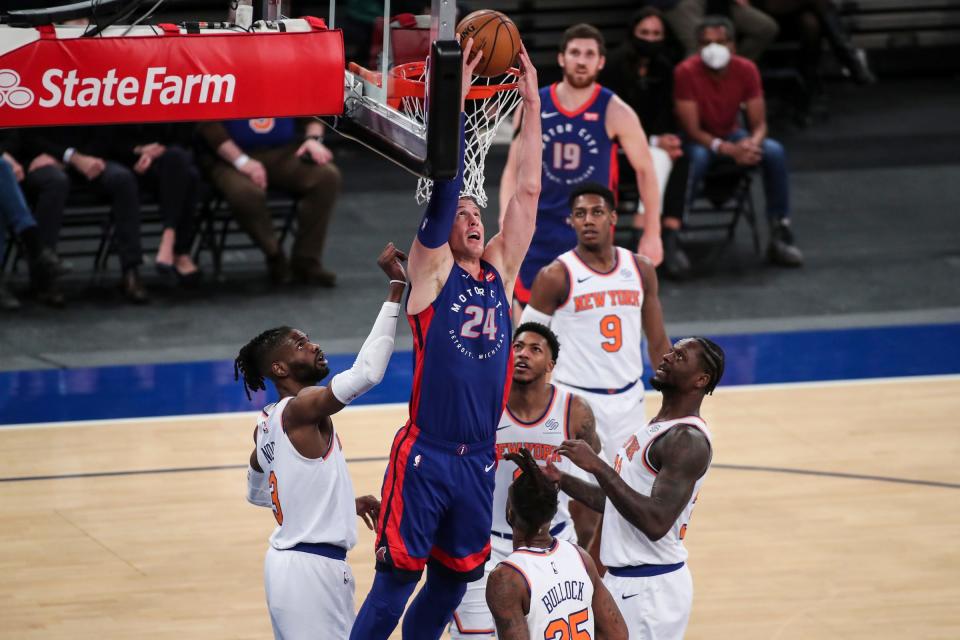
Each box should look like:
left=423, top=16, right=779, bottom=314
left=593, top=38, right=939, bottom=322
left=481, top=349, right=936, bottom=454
left=390, top=61, right=522, bottom=208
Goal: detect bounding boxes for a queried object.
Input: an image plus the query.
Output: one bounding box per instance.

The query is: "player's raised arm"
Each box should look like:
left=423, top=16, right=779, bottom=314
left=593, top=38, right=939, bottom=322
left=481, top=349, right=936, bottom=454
left=486, top=563, right=532, bottom=640
left=484, top=44, right=542, bottom=295
left=608, top=96, right=663, bottom=266
left=282, top=243, right=407, bottom=427
left=406, top=40, right=483, bottom=315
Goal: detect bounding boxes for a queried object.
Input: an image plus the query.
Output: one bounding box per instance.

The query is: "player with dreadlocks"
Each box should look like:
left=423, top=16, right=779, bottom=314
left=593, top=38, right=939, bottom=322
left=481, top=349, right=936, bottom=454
left=238, top=241, right=407, bottom=640
left=545, top=336, right=725, bottom=640
left=485, top=447, right=627, bottom=640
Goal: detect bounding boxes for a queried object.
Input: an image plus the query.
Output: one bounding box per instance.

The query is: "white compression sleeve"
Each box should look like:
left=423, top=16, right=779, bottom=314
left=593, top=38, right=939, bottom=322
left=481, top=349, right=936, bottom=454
left=519, top=305, right=554, bottom=328
left=247, top=466, right=272, bottom=507
left=329, top=301, right=401, bottom=404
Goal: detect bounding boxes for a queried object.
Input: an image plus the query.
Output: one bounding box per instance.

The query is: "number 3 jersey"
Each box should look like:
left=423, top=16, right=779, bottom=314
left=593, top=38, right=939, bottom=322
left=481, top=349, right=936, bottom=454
left=407, top=260, right=512, bottom=445
left=255, top=396, right=358, bottom=551
left=498, top=539, right=595, bottom=639
left=551, top=247, right=645, bottom=391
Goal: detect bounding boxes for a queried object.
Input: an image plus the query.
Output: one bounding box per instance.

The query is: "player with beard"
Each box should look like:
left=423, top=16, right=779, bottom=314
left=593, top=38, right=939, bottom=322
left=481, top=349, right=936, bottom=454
left=450, top=322, right=600, bottom=638
left=500, top=22, right=663, bottom=317
left=235, top=242, right=407, bottom=639
left=544, top=337, right=725, bottom=640
left=351, top=41, right=542, bottom=640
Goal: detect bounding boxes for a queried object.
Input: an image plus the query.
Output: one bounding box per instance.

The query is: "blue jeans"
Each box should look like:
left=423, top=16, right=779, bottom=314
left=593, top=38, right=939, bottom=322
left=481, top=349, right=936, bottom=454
left=0, top=159, right=38, bottom=263
left=685, top=129, right=790, bottom=220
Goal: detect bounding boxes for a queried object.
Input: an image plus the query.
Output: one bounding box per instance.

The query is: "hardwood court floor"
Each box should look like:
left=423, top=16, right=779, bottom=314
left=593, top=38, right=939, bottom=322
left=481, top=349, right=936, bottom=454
left=1, top=376, right=958, bottom=639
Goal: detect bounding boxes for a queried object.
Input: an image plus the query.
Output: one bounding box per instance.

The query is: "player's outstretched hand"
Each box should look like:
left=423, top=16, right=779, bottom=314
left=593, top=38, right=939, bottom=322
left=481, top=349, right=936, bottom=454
left=558, top=439, right=604, bottom=475
left=516, top=43, right=539, bottom=106
left=355, top=495, right=380, bottom=530
left=377, top=242, right=408, bottom=283
left=459, top=37, right=483, bottom=110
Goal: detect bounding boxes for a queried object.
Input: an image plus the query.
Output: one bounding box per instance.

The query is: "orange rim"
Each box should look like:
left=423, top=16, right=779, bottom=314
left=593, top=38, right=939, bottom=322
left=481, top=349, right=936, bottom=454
left=348, top=61, right=519, bottom=103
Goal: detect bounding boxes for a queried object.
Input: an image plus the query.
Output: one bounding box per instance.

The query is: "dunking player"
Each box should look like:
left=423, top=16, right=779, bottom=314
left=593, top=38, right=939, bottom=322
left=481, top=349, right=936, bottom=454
left=350, top=40, right=542, bottom=640
left=485, top=448, right=627, bottom=640
left=521, top=182, right=670, bottom=546
left=451, top=323, right=601, bottom=638
left=236, top=242, right=407, bottom=639
left=546, top=337, right=725, bottom=640
left=500, top=22, right=663, bottom=317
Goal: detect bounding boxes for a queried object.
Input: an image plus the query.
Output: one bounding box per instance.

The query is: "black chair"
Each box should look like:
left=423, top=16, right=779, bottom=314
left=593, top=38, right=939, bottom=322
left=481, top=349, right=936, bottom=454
left=679, top=158, right=760, bottom=267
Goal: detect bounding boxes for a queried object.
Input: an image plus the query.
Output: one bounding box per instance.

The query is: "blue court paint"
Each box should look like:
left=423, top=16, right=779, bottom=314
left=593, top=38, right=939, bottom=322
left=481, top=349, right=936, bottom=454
left=1, top=323, right=958, bottom=425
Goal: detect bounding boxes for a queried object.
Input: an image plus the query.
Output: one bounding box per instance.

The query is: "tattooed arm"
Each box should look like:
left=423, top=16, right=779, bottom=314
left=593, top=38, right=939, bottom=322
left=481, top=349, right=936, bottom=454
left=487, top=563, right=531, bottom=640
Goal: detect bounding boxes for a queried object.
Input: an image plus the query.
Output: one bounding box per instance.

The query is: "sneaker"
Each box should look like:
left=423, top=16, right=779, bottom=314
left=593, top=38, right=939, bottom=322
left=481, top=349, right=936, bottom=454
left=767, top=222, right=804, bottom=267
left=0, top=282, right=21, bottom=311
left=662, top=228, right=692, bottom=280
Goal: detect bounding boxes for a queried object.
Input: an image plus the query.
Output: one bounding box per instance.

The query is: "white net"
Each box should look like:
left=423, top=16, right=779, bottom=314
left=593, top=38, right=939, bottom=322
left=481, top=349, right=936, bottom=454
left=395, top=66, right=522, bottom=208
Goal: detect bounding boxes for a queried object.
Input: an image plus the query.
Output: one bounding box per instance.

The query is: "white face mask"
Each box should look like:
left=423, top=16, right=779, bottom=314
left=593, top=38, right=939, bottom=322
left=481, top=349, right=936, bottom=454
left=700, top=42, right=731, bottom=70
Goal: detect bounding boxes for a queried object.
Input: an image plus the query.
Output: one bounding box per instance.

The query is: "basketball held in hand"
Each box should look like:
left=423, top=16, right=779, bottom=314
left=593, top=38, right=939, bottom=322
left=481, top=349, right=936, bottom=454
left=456, top=10, right=521, bottom=77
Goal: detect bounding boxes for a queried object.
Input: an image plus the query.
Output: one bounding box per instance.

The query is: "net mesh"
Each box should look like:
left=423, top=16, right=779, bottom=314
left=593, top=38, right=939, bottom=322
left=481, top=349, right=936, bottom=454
left=394, top=65, right=522, bottom=208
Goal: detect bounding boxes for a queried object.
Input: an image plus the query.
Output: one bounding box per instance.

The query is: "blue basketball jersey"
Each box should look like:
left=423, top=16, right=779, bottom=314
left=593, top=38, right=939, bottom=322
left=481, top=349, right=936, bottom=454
left=520, top=83, right=617, bottom=288
left=407, top=260, right=513, bottom=444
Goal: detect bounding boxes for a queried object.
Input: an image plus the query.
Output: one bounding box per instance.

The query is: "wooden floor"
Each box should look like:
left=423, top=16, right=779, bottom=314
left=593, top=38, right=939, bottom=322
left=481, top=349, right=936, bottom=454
left=1, top=376, right=958, bottom=639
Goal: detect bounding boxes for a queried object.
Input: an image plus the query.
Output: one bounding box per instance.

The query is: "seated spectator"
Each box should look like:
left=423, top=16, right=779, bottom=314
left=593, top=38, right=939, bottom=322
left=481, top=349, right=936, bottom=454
left=197, top=118, right=341, bottom=286
left=0, top=155, right=63, bottom=310
left=650, top=0, right=779, bottom=61
left=752, top=0, right=875, bottom=91
left=20, top=126, right=149, bottom=303
left=674, top=15, right=803, bottom=267
left=108, top=123, right=201, bottom=287
left=600, top=7, right=693, bottom=278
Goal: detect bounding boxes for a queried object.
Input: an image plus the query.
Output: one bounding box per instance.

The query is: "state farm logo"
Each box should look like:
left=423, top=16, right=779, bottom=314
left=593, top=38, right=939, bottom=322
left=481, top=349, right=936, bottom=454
left=0, top=67, right=236, bottom=109
left=0, top=70, right=35, bottom=109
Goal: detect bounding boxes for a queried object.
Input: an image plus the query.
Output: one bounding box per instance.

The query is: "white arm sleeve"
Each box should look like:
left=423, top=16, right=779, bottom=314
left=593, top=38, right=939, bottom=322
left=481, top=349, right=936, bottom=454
left=330, top=300, right=401, bottom=404
left=519, top=304, right=554, bottom=328
left=247, top=466, right=272, bottom=507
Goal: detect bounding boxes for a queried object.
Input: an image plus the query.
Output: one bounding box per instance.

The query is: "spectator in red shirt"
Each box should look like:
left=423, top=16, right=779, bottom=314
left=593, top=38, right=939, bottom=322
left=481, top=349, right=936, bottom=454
left=674, top=15, right=803, bottom=267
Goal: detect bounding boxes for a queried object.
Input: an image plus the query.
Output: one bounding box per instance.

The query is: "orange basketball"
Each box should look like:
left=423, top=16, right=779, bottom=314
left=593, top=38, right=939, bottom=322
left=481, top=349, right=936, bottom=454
left=456, top=10, right=521, bottom=78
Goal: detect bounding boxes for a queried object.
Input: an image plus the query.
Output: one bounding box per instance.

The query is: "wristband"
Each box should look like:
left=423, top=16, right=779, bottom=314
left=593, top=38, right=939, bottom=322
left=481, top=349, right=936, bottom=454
left=389, top=280, right=406, bottom=287
left=649, top=135, right=660, bottom=148
left=63, top=147, right=76, bottom=164
left=233, top=153, right=251, bottom=170
left=710, top=138, right=723, bottom=153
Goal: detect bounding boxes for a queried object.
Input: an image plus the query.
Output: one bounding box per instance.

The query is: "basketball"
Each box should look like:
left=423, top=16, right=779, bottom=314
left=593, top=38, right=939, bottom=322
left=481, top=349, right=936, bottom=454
left=456, top=10, right=521, bottom=77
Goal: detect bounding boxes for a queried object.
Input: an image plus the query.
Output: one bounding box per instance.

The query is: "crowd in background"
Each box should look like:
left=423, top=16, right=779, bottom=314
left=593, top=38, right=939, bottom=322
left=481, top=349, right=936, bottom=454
left=0, top=0, right=875, bottom=310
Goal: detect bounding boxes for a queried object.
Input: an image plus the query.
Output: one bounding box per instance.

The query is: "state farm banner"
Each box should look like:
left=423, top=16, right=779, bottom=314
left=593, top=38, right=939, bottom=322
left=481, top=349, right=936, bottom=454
left=0, top=20, right=344, bottom=127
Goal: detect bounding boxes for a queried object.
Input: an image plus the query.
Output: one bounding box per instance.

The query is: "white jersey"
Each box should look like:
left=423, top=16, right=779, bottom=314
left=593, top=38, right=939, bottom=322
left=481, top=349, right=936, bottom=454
left=551, top=247, right=645, bottom=391
left=255, top=396, right=358, bottom=551
left=601, top=416, right=711, bottom=568
left=499, top=539, right=595, bottom=639
left=492, top=385, right=578, bottom=538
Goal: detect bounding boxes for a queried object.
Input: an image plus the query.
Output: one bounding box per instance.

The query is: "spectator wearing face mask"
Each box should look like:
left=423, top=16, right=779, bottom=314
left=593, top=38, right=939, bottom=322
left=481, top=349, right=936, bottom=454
left=600, top=7, right=692, bottom=279
left=674, top=15, right=803, bottom=267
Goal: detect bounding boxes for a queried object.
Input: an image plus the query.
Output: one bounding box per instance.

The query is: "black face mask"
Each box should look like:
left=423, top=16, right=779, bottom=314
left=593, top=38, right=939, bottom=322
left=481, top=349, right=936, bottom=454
left=631, top=37, right=663, bottom=58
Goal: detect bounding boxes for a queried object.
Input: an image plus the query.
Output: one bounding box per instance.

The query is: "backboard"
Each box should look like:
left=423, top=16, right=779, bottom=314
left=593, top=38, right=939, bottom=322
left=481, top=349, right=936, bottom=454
left=321, top=0, right=462, bottom=181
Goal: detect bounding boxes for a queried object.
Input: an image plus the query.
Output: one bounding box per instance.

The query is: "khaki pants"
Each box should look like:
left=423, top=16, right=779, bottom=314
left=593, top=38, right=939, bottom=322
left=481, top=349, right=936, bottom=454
left=206, top=143, right=341, bottom=267
left=663, top=0, right=779, bottom=60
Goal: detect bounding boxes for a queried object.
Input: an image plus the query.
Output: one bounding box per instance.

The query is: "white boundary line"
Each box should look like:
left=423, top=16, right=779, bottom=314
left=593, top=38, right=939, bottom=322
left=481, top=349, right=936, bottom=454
left=2, top=376, right=959, bottom=431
